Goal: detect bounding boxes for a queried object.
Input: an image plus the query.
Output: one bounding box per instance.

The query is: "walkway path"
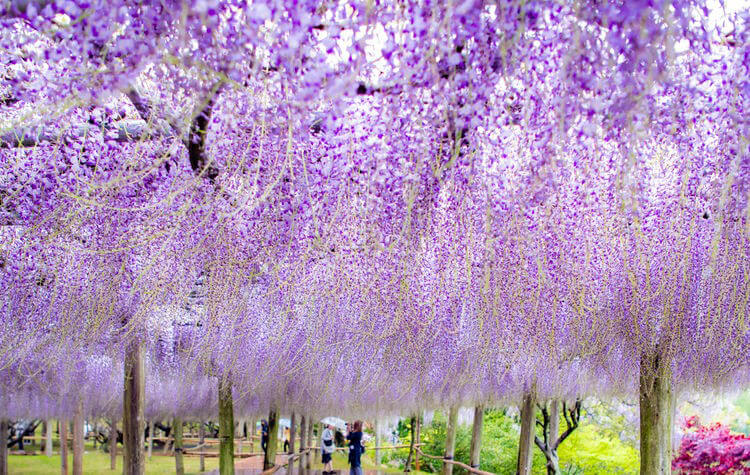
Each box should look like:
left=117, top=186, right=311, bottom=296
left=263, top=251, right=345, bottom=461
left=207, top=455, right=389, bottom=475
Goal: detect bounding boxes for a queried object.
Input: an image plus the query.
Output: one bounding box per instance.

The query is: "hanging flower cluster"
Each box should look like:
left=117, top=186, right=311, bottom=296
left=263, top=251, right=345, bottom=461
left=0, top=1, right=748, bottom=419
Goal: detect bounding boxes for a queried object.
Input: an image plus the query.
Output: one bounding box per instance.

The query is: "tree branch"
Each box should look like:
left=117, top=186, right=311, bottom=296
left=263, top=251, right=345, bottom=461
left=0, top=121, right=168, bottom=148
left=124, top=86, right=182, bottom=140
left=553, top=399, right=581, bottom=451
left=187, top=81, right=222, bottom=180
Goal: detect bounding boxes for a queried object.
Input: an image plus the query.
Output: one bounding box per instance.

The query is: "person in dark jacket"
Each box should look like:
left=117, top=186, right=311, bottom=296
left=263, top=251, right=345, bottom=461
left=261, top=420, right=269, bottom=453
left=346, top=420, right=365, bottom=475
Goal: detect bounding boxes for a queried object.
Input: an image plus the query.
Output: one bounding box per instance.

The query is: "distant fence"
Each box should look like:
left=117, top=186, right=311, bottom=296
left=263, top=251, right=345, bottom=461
left=416, top=448, right=494, bottom=475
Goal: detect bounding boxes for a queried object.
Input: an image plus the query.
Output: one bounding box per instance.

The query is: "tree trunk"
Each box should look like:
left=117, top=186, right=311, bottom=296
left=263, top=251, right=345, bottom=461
left=415, top=413, right=421, bottom=471
left=549, top=400, right=559, bottom=443
left=305, top=415, right=313, bottom=470
left=545, top=451, right=560, bottom=475
left=73, top=403, right=84, bottom=475
left=235, top=419, right=243, bottom=455
left=45, top=419, right=54, bottom=457
left=0, top=419, right=8, bottom=475
left=41, top=421, right=48, bottom=453
left=517, top=392, right=535, bottom=475
left=640, top=350, right=675, bottom=475
left=123, top=342, right=145, bottom=475
left=147, top=421, right=153, bottom=459
left=288, top=413, right=296, bottom=473
left=249, top=419, right=256, bottom=453
left=199, top=422, right=205, bottom=473
left=442, top=407, right=459, bottom=475
left=60, top=419, right=68, bottom=475
left=374, top=419, right=381, bottom=466
left=404, top=415, right=416, bottom=472
left=263, top=407, right=278, bottom=471
left=289, top=412, right=296, bottom=454
left=469, top=405, right=484, bottom=469
left=109, top=419, right=117, bottom=470
left=173, top=418, right=184, bottom=475
left=218, top=378, right=235, bottom=475
left=299, top=415, right=307, bottom=472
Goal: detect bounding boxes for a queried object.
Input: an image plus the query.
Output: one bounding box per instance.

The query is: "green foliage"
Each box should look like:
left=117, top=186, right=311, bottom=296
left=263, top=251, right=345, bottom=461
left=557, top=417, right=639, bottom=474
left=419, top=409, right=546, bottom=475
left=734, top=390, right=750, bottom=435
left=381, top=402, right=641, bottom=475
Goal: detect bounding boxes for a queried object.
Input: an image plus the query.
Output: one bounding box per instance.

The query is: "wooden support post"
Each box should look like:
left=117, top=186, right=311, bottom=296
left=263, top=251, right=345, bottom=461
left=46, top=419, right=54, bottom=457
left=305, top=415, right=313, bottom=470
left=123, top=342, right=145, bottom=475
left=374, top=419, right=381, bottom=466
left=0, top=419, right=8, bottom=475
left=288, top=413, right=296, bottom=474
left=517, top=392, right=536, bottom=475
left=249, top=419, right=256, bottom=453
left=469, top=405, right=484, bottom=469
left=289, top=412, right=296, bottom=454
left=299, top=415, right=307, bottom=472
left=263, top=407, right=279, bottom=471
left=41, top=421, right=48, bottom=453
left=60, top=419, right=68, bottom=475
left=109, top=419, right=117, bottom=470
left=235, top=418, right=243, bottom=455
left=415, top=413, right=421, bottom=471
left=173, top=418, right=184, bottom=475
left=218, top=378, right=235, bottom=475
left=73, top=403, right=84, bottom=475
left=640, top=350, right=675, bottom=475
left=147, top=421, right=153, bottom=459
left=199, top=422, right=206, bottom=473
left=442, top=407, right=459, bottom=475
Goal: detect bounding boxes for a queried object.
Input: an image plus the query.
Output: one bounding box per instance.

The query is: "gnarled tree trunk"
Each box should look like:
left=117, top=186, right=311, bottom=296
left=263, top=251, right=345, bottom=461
left=640, top=350, right=675, bottom=475
left=72, top=403, right=84, bottom=475
left=147, top=421, right=153, bottom=459
left=374, top=419, right=381, bottom=466
left=404, top=415, right=417, bottom=472
left=45, top=420, right=53, bottom=457
left=60, top=419, right=68, bottom=475
left=218, top=378, right=234, bottom=475
left=173, top=418, right=184, bottom=475
left=305, top=415, right=313, bottom=470
left=123, top=342, right=145, bottom=475
left=299, top=415, right=307, bottom=472
left=534, top=399, right=581, bottom=475
left=517, top=392, right=535, bottom=475
left=1, top=419, right=8, bottom=475
left=109, top=419, right=117, bottom=470
left=199, top=422, right=206, bottom=473
left=263, top=407, right=278, bottom=471
left=288, top=412, right=296, bottom=474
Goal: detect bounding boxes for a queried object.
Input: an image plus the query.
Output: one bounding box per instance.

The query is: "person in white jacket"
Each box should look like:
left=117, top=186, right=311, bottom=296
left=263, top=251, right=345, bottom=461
left=321, top=424, right=336, bottom=473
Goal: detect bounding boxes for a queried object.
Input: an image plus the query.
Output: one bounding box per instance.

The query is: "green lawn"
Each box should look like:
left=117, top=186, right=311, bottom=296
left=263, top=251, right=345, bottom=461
left=9, top=447, right=218, bottom=475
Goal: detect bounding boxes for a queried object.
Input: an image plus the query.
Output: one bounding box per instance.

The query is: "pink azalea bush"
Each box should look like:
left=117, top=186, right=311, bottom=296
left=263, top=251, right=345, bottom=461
left=673, top=416, right=750, bottom=474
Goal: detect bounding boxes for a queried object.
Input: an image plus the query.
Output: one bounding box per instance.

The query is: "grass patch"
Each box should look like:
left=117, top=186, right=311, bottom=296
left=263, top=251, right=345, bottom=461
left=9, top=443, right=218, bottom=475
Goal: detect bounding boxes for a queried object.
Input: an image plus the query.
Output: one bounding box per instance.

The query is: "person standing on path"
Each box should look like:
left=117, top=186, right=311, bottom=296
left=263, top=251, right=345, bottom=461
left=346, top=420, right=365, bottom=475
left=261, top=420, right=269, bottom=453
left=321, top=423, right=336, bottom=474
